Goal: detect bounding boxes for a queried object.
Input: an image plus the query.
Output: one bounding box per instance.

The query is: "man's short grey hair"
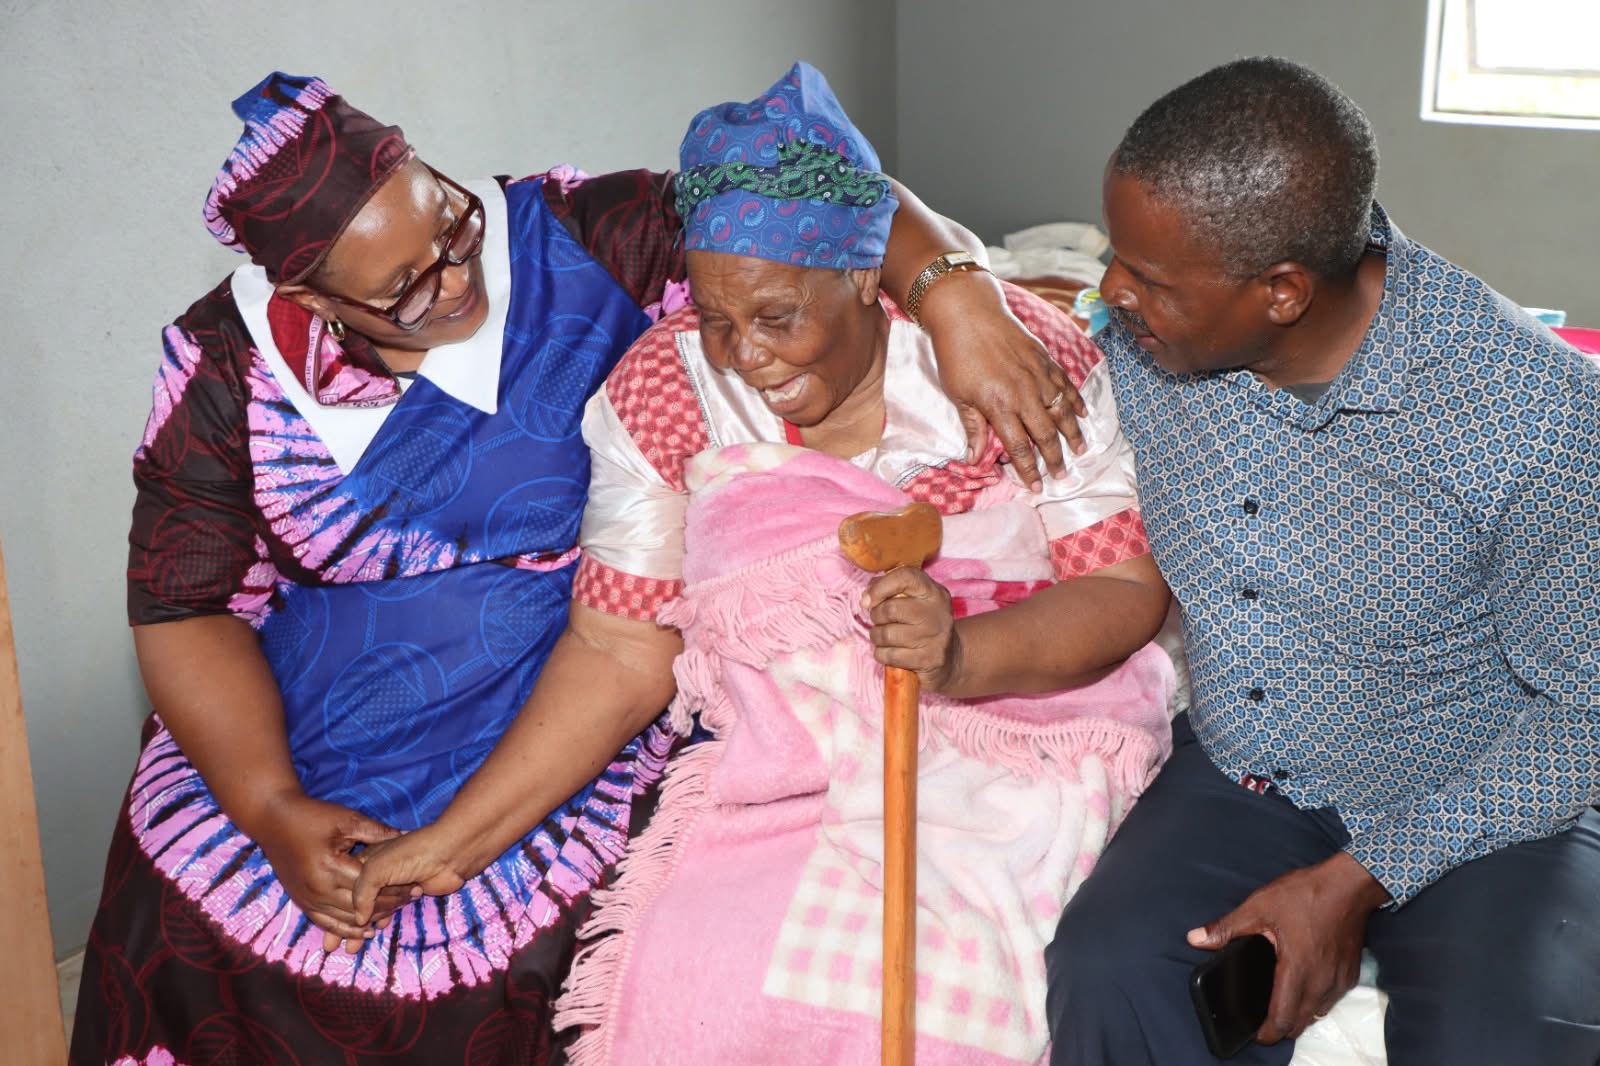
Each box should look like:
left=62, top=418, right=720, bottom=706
left=1109, top=57, right=1379, bottom=280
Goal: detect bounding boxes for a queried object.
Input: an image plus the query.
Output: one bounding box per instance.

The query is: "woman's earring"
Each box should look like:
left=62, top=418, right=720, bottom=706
left=326, top=318, right=347, bottom=342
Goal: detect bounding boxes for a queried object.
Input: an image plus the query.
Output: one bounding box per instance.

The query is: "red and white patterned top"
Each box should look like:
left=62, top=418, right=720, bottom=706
left=576, top=283, right=1149, bottom=621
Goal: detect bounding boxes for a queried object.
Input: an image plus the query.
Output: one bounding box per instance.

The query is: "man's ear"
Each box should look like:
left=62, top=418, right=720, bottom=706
left=1259, top=261, right=1314, bottom=327
left=850, top=267, right=882, bottom=307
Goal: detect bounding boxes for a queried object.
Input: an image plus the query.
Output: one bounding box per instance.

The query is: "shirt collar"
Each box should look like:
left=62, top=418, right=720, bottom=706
left=1233, top=202, right=1411, bottom=432
left=1325, top=203, right=1411, bottom=417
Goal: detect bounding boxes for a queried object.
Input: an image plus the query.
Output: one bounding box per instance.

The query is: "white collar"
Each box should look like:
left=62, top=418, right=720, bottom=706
left=231, top=177, right=512, bottom=474
left=414, top=176, right=510, bottom=414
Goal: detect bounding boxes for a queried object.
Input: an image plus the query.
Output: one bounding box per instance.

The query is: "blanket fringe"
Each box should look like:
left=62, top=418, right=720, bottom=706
left=850, top=659, right=1163, bottom=798
left=665, top=644, right=745, bottom=737
left=554, top=738, right=726, bottom=1064
left=658, top=535, right=865, bottom=668
left=933, top=705, right=1163, bottom=803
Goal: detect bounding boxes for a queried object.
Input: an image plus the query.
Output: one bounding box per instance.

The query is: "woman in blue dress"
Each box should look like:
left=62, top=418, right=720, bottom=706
left=71, top=72, right=1083, bottom=1065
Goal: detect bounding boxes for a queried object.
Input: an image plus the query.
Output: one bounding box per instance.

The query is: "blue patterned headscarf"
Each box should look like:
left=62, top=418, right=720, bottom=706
left=675, top=62, right=897, bottom=270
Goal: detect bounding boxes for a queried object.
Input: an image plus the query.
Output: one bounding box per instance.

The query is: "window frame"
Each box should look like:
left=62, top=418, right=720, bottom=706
left=1421, top=0, right=1600, bottom=132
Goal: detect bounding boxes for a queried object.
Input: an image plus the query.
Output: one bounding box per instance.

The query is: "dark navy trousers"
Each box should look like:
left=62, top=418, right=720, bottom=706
left=1046, top=715, right=1600, bottom=1065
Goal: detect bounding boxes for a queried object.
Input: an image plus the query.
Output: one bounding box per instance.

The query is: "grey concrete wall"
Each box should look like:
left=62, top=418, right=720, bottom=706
left=895, top=0, right=1599, bottom=323
left=0, top=0, right=895, bottom=956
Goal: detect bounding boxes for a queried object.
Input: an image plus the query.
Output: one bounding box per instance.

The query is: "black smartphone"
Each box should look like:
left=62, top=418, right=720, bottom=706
left=1189, top=933, right=1277, bottom=1058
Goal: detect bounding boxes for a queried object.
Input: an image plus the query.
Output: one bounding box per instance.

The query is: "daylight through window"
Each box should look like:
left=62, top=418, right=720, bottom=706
left=1422, top=0, right=1600, bottom=130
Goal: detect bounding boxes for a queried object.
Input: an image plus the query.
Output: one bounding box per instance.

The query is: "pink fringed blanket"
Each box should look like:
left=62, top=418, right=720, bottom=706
left=556, top=444, right=1173, bottom=1065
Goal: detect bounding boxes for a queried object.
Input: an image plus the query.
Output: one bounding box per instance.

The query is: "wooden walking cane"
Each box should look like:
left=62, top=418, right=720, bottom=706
left=838, top=502, right=942, bottom=1066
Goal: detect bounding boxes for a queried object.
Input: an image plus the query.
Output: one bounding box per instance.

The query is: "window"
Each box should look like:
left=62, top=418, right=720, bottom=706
left=1422, top=0, right=1600, bottom=130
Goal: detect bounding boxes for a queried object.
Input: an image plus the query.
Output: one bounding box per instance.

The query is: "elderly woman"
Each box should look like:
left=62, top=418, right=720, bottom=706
left=73, top=72, right=1082, bottom=1066
left=353, top=64, right=1176, bottom=1065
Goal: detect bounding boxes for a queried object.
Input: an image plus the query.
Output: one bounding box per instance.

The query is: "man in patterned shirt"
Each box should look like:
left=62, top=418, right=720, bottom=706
left=1045, top=57, right=1600, bottom=1065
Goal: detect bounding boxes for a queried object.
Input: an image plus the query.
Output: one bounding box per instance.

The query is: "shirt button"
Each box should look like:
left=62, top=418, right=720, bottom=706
left=1248, top=687, right=1266, bottom=702
left=1241, top=588, right=1259, bottom=600
left=1242, top=499, right=1260, bottom=515
left=1273, top=768, right=1290, bottom=781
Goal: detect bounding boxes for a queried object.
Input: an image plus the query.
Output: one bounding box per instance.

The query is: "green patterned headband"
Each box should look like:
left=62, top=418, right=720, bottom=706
left=673, top=139, right=891, bottom=221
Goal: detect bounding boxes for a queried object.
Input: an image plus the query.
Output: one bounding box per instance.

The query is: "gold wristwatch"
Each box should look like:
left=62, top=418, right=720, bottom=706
left=904, top=250, right=989, bottom=323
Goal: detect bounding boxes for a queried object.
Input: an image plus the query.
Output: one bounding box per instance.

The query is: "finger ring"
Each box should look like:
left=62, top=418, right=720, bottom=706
left=1046, top=390, right=1065, bottom=410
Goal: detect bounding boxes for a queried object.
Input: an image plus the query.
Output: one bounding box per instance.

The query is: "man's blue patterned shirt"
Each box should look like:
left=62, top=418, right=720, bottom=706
left=1102, top=206, right=1599, bottom=904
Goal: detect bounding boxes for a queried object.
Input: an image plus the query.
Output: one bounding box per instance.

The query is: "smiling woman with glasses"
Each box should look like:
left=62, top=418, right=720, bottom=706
left=69, top=70, right=1088, bottom=1066
left=269, top=160, right=496, bottom=371
left=311, top=167, right=487, bottom=333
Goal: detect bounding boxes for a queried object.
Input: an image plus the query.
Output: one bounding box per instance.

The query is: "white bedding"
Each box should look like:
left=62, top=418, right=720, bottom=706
left=1294, top=987, right=1388, bottom=1065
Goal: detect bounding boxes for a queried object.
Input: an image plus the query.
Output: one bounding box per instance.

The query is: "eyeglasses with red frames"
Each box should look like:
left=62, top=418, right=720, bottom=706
left=320, top=167, right=486, bottom=332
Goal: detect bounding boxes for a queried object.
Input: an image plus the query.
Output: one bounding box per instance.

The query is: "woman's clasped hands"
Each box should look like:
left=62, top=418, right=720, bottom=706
left=249, top=792, right=425, bottom=954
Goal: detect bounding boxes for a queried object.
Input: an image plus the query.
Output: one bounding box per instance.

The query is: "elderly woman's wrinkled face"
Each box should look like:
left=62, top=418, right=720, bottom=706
left=295, top=158, right=490, bottom=351
left=687, top=251, right=885, bottom=427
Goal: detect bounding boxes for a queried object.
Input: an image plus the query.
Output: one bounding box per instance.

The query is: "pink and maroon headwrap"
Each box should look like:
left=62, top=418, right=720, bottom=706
left=203, top=73, right=415, bottom=283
